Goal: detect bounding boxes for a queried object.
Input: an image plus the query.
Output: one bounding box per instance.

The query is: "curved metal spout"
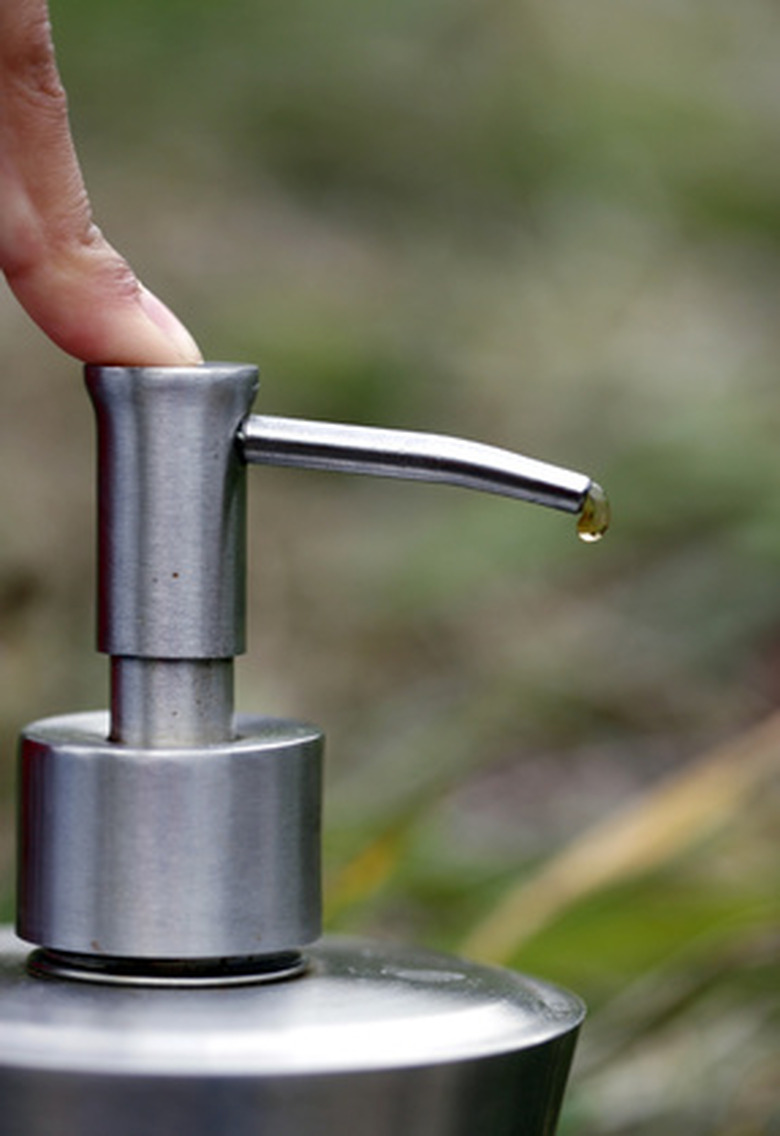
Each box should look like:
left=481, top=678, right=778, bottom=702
left=240, top=415, right=603, bottom=522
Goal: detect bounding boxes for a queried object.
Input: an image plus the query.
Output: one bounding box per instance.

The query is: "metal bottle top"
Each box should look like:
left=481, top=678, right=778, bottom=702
left=0, top=932, right=584, bottom=1075
left=0, top=927, right=584, bottom=1136
left=16, top=362, right=608, bottom=979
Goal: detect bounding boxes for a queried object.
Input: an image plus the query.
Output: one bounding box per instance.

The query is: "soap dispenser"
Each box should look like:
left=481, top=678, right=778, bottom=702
left=0, top=363, right=608, bottom=1136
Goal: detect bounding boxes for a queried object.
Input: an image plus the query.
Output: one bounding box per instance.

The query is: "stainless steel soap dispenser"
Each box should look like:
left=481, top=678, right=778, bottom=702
left=0, top=363, right=608, bottom=1136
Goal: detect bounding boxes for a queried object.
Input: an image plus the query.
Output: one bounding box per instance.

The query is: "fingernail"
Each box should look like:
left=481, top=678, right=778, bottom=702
left=139, top=285, right=203, bottom=363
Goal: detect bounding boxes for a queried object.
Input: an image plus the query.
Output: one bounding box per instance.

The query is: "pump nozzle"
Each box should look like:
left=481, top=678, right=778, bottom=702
left=240, top=415, right=610, bottom=540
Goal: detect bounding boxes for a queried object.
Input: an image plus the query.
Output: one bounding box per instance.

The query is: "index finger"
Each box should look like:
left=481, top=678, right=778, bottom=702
left=0, top=0, right=201, bottom=365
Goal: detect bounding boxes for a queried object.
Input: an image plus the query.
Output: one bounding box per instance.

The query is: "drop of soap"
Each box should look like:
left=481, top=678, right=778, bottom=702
left=577, top=482, right=610, bottom=543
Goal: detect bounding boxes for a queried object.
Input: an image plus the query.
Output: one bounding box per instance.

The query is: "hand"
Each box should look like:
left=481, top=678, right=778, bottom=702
left=0, top=0, right=202, bottom=365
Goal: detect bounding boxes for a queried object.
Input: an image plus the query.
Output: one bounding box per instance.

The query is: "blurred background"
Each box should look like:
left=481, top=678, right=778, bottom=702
left=1, top=0, right=778, bottom=1132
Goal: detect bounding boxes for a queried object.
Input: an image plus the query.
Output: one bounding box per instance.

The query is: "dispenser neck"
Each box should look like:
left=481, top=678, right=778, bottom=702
left=85, top=363, right=258, bottom=746
left=18, top=364, right=323, bottom=983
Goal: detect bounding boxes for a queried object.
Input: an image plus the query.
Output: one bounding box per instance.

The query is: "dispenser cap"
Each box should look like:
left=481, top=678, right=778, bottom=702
left=17, top=362, right=606, bottom=981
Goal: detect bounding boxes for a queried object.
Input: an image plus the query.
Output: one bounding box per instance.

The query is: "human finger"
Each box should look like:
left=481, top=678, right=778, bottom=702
left=0, top=0, right=202, bottom=365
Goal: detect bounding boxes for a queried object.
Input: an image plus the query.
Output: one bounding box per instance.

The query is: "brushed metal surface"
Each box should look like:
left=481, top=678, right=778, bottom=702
left=17, top=713, right=323, bottom=959
left=0, top=931, right=583, bottom=1136
left=85, top=363, right=258, bottom=660
left=109, top=657, right=235, bottom=747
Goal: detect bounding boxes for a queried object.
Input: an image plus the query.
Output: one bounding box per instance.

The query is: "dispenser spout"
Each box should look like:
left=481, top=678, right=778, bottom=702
left=240, top=415, right=610, bottom=540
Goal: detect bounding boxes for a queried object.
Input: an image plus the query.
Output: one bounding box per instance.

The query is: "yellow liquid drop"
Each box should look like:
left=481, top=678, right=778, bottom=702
left=577, top=482, right=610, bottom=543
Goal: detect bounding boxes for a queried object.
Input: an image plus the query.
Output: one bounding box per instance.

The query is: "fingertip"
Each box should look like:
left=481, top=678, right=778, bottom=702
left=137, top=285, right=203, bottom=365
left=5, top=235, right=204, bottom=366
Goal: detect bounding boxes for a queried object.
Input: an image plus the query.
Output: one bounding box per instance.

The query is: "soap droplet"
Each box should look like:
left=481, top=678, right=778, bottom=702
left=577, top=482, right=610, bottom=542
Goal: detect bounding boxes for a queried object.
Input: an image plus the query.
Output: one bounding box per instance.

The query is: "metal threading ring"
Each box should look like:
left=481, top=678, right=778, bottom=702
left=27, top=948, right=308, bottom=988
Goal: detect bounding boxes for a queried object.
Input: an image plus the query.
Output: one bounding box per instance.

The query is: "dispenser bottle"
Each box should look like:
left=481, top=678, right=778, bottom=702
left=0, top=363, right=607, bottom=1136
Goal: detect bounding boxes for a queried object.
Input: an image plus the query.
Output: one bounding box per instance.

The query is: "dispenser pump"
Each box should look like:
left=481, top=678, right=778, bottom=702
left=2, top=362, right=604, bottom=1135
left=16, top=362, right=607, bottom=982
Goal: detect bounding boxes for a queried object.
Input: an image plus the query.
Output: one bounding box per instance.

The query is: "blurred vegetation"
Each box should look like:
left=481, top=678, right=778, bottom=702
left=1, top=0, right=779, bottom=1132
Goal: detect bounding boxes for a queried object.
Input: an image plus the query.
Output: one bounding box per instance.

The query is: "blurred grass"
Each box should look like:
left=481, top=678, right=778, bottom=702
left=3, top=1, right=780, bottom=1132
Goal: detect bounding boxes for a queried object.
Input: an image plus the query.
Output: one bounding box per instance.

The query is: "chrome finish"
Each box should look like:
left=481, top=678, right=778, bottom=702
left=110, top=658, right=234, bottom=746
left=86, top=364, right=258, bottom=660
left=241, top=414, right=592, bottom=514
left=17, top=712, right=323, bottom=961
left=0, top=930, right=584, bottom=1136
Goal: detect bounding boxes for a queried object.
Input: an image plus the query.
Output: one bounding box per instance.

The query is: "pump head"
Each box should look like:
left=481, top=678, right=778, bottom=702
left=16, top=362, right=608, bottom=984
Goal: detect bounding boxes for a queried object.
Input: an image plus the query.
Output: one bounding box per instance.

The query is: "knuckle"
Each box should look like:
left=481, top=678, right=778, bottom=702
left=5, top=14, right=67, bottom=113
left=82, top=232, right=142, bottom=303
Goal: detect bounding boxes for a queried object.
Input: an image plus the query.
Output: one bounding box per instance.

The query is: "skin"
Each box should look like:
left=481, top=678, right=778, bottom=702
left=0, top=0, right=202, bottom=365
